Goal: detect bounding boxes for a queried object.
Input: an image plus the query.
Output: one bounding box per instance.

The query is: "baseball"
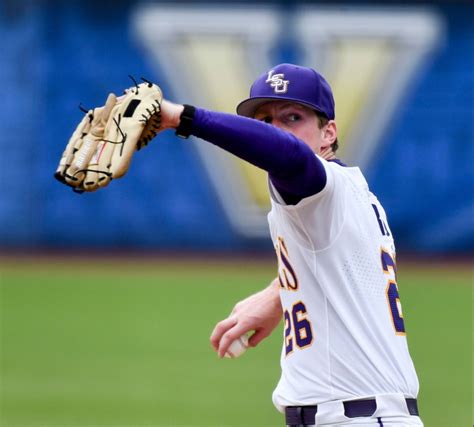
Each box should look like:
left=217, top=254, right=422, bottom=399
left=224, top=334, right=249, bottom=358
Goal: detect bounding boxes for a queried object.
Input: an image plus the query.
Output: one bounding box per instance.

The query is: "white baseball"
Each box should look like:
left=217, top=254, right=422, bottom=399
left=224, top=334, right=249, bottom=358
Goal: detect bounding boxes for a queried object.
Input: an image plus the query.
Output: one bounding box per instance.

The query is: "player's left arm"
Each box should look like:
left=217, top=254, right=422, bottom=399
left=56, top=86, right=329, bottom=197
left=160, top=100, right=328, bottom=204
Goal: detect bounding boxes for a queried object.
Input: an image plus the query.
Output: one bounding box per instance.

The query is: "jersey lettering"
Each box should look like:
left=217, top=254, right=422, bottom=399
left=372, top=203, right=390, bottom=236
left=276, top=236, right=298, bottom=291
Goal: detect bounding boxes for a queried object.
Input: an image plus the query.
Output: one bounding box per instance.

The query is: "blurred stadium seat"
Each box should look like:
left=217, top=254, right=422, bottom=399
left=0, top=0, right=472, bottom=253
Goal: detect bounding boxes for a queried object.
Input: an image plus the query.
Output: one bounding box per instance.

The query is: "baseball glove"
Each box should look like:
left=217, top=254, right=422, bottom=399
left=55, top=79, right=163, bottom=192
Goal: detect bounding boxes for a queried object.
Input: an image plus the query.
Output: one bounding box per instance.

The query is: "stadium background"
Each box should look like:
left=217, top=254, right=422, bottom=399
left=0, top=1, right=472, bottom=426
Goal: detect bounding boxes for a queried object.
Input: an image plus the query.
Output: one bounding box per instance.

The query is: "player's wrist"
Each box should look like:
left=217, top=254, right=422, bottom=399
left=160, top=100, right=184, bottom=130
left=266, top=279, right=283, bottom=312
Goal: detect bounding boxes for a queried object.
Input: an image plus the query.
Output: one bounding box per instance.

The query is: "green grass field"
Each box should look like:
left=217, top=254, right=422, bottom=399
left=0, top=257, right=471, bottom=427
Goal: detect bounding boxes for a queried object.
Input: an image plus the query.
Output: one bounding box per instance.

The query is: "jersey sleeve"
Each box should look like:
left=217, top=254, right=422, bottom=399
left=269, top=159, right=347, bottom=252
left=190, top=108, right=327, bottom=202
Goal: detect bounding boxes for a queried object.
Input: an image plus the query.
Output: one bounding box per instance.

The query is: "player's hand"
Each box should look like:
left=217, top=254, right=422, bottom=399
left=210, top=279, right=282, bottom=358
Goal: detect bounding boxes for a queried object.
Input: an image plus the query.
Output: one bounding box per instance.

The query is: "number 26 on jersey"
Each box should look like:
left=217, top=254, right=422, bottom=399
left=284, top=301, right=314, bottom=356
left=381, top=249, right=406, bottom=335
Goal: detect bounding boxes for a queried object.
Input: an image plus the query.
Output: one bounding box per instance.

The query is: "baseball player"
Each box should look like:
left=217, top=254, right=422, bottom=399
left=56, top=63, right=422, bottom=426
left=164, top=64, right=422, bottom=427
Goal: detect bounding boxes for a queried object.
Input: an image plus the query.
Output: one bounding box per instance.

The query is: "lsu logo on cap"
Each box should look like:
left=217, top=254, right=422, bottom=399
left=266, top=70, right=290, bottom=93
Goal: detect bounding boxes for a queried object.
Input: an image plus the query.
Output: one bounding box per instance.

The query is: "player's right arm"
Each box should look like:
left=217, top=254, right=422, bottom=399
left=210, top=278, right=282, bottom=358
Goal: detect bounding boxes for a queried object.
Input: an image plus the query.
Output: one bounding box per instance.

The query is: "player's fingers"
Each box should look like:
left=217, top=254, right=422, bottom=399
left=217, top=323, right=249, bottom=358
left=248, top=328, right=271, bottom=348
left=210, top=317, right=237, bottom=352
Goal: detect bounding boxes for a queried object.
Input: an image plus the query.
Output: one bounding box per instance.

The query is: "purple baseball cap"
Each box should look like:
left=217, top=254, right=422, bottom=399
left=236, top=63, right=335, bottom=120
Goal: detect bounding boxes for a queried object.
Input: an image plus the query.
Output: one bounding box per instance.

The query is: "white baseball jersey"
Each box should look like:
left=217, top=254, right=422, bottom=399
left=267, top=157, right=419, bottom=412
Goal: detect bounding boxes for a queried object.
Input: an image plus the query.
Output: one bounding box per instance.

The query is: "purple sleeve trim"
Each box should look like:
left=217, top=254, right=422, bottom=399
left=191, top=108, right=327, bottom=204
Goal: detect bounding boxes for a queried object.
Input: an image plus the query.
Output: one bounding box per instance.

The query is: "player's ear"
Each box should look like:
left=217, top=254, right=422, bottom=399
left=321, top=120, right=337, bottom=148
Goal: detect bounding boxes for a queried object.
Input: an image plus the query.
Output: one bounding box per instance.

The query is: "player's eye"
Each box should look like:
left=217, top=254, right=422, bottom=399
left=287, top=114, right=301, bottom=122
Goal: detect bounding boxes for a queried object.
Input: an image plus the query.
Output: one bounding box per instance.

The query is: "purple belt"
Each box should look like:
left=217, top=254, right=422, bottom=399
left=285, top=398, right=419, bottom=426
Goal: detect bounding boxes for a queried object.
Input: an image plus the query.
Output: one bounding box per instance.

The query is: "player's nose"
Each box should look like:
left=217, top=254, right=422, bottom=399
left=270, top=119, right=284, bottom=129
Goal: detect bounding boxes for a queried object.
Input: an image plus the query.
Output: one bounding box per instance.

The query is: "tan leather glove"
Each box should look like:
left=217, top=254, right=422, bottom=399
left=55, top=80, right=163, bottom=192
